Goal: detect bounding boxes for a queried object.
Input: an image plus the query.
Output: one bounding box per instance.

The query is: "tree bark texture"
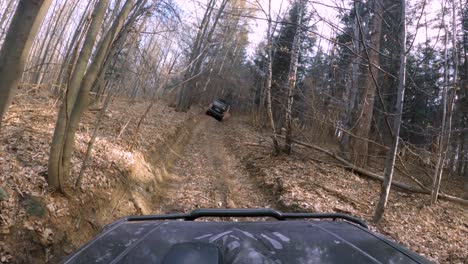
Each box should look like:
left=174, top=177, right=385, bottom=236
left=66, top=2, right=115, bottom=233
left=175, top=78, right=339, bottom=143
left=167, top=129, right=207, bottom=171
left=0, top=0, right=52, bottom=130
left=75, top=86, right=112, bottom=189
left=340, top=2, right=362, bottom=159
left=284, top=0, right=304, bottom=154
left=374, top=0, right=407, bottom=223
left=48, top=0, right=110, bottom=190
left=60, top=0, right=138, bottom=186
left=349, top=0, right=384, bottom=167
left=265, top=0, right=280, bottom=154
left=431, top=0, right=459, bottom=204
left=55, top=0, right=94, bottom=96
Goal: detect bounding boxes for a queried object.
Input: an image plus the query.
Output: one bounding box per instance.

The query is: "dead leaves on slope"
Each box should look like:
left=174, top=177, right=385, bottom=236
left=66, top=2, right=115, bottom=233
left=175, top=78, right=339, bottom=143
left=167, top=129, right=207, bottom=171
left=0, top=96, right=192, bottom=262
left=227, top=119, right=468, bottom=264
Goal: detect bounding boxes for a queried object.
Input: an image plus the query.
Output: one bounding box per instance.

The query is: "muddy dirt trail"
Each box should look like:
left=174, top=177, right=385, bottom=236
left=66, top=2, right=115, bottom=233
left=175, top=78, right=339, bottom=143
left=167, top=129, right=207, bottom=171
left=154, top=116, right=273, bottom=213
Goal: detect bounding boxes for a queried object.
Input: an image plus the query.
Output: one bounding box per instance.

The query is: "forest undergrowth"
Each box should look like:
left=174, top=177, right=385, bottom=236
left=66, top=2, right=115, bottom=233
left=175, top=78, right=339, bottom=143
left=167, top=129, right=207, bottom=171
left=228, top=118, right=467, bottom=264
left=0, top=92, right=195, bottom=263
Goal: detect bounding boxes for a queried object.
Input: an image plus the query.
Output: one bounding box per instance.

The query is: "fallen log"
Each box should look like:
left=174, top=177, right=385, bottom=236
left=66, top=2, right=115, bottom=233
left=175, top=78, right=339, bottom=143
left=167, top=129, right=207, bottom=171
left=275, top=135, right=468, bottom=206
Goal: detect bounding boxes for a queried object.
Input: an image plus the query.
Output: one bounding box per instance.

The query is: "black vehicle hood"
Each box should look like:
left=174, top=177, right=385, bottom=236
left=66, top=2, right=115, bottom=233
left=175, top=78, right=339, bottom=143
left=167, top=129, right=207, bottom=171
left=62, top=220, right=430, bottom=264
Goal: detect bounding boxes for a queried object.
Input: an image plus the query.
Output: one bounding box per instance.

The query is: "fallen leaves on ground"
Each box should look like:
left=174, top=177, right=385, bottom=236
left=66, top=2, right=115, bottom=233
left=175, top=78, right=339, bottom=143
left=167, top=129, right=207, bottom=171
left=0, top=94, right=192, bottom=263
left=227, top=118, right=467, bottom=264
left=1, top=93, right=466, bottom=263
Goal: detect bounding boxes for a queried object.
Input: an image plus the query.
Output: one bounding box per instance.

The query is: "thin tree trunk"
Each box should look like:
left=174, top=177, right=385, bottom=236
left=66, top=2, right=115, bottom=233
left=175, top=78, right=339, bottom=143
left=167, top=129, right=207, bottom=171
left=458, top=134, right=467, bottom=175
left=48, top=0, right=109, bottom=190
left=284, top=0, right=304, bottom=154
left=0, top=0, right=52, bottom=130
left=92, top=13, right=146, bottom=103
left=104, top=0, right=123, bottom=32
left=75, top=83, right=113, bottom=189
left=464, top=135, right=468, bottom=198
left=54, top=0, right=95, bottom=96
left=264, top=0, right=280, bottom=153
left=175, top=0, right=220, bottom=112
left=190, top=0, right=229, bottom=80
left=34, top=1, right=68, bottom=86
left=31, top=0, right=60, bottom=84
left=373, top=0, right=407, bottom=223
left=175, top=0, right=215, bottom=111
left=63, top=19, right=93, bottom=92
left=431, top=0, right=459, bottom=204
left=39, top=0, right=80, bottom=88
left=60, top=0, right=141, bottom=185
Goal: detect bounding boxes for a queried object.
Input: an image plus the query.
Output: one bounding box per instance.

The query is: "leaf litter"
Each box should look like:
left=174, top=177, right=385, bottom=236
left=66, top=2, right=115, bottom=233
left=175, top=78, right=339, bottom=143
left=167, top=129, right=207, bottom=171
left=226, top=117, right=467, bottom=264
left=0, top=95, right=191, bottom=263
left=0, top=94, right=466, bottom=263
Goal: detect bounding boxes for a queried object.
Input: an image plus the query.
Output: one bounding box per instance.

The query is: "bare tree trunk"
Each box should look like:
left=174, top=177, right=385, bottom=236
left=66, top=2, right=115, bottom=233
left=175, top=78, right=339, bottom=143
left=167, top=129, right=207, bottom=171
left=175, top=0, right=229, bottom=112
left=75, top=84, right=112, bottom=189
left=59, top=0, right=143, bottom=187
left=430, top=22, right=449, bottom=202
left=284, top=0, right=304, bottom=154
left=48, top=0, right=109, bottom=190
left=431, top=0, right=459, bottom=204
left=464, top=135, right=468, bottom=199
left=0, top=0, right=52, bottom=130
left=458, top=134, right=467, bottom=175
left=374, top=0, right=407, bottom=223
left=103, top=0, right=123, bottom=32
left=349, top=0, right=384, bottom=167
left=62, top=19, right=93, bottom=93
left=264, top=0, right=280, bottom=153
left=448, top=137, right=459, bottom=176
left=175, top=0, right=215, bottom=112
left=92, top=13, right=147, bottom=103
left=57, top=0, right=150, bottom=190
left=190, top=0, right=229, bottom=82
left=340, top=2, right=362, bottom=159
left=32, top=1, right=63, bottom=85
left=28, top=1, right=59, bottom=81
left=54, top=0, right=95, bottom=96
left=38, top=0, right=80, bottom=88
left=0, top=0, right=17, bottom=41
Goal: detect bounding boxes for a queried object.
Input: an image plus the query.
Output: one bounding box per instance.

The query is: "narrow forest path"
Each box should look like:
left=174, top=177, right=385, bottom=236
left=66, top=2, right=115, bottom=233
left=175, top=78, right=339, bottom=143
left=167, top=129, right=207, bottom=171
left=154, top=115, right=273, bottom=213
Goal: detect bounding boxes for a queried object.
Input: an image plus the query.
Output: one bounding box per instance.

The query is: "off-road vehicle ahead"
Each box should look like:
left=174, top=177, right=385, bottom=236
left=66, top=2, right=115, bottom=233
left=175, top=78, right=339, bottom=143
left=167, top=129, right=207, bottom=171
left=62, top=208, right=431, bottom=264
left=206, top=99, right=230, bottom=121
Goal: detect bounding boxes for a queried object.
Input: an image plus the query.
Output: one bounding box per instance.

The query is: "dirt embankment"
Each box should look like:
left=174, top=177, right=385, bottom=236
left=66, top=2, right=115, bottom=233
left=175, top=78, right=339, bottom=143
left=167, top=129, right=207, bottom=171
left=0, top=96, right=197, bottom=263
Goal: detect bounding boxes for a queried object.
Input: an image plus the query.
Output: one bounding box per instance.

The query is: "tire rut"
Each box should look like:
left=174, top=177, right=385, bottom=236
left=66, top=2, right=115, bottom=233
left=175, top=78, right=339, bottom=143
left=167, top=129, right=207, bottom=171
left=154, top=116, right=273, bottom=214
